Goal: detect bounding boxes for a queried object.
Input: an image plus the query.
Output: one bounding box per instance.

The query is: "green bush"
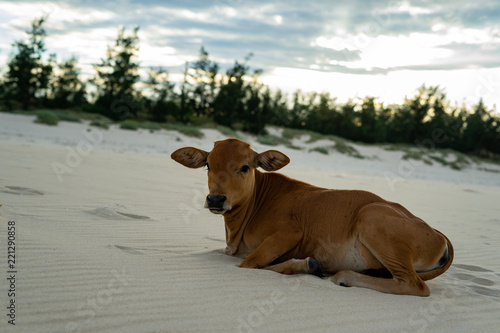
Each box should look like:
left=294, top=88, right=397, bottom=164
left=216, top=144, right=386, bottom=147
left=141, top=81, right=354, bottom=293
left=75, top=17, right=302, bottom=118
left=332, top=140, right=364, bottom=159
left=90, top=119, right=110, bottom=129
left=162, top=123, right=204, bottom=138
left=309, top=147, right=329, bottom=155
left=216, top=125, right=241, bottom=139
left=139, top=121, right=162, bottom=131
left=54, top=112, right=81, bottom=123
left=120, top=120, right=139, bottom=131
left=282, top=128, right=325, bottom=143
left=257, top=134, right=290, bottom=146
left=286, top=144, right=302, bottom=150
left=34, top=110, right=59, bottom=126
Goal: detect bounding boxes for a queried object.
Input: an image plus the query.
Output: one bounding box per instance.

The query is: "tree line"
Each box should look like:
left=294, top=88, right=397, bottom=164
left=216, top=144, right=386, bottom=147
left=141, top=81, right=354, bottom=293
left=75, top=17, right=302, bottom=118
left=0, top=17, right=499, bottom=157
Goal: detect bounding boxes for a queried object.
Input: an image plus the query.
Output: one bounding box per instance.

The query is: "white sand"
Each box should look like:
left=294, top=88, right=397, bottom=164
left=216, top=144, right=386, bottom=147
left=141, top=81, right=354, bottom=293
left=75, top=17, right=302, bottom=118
left=1, top=112, right=500, bottom=332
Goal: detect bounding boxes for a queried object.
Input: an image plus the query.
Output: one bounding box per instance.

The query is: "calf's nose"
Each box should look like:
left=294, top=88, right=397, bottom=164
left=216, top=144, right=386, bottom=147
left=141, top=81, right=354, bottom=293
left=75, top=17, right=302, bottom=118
left=206, top=195, right=227, bottom=209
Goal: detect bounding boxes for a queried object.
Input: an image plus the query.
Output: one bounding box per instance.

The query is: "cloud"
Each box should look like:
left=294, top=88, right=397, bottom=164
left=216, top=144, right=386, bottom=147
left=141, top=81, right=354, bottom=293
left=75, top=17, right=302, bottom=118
left=2, top=0, right=498, bottom=73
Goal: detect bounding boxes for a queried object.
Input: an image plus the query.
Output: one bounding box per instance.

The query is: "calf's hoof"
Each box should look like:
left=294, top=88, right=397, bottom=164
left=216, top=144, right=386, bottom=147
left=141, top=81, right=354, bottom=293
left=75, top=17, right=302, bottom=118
left=331, top=271, right=351, bottom=287
left=307, top=257, right=324, bottom=277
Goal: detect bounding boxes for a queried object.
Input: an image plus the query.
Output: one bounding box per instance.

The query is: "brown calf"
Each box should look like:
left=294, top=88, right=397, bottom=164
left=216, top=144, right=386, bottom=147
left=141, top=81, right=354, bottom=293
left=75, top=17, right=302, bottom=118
left=171, top=138, right=453, bottom=296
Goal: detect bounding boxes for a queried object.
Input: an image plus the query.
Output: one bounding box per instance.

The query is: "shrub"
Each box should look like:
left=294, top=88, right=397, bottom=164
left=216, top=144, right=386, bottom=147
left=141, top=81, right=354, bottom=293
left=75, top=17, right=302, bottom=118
left=90, top=119, right=110, bottom=129
left=139, top=121, right=162, bottom=131
left=54, top=112, right=81, bottom=123
left=257, top=134, right=290, bottom=146
left=282, top=128, right=325, bottom=143
left=309, top=147, right=329, bottom=155
left=216, top=125, right=241, bottom=139
left=162, top=123, right=204, bottom=138
left=34, top=110, right=59, bottom=126
left=120, top=120, right=139, bottom=131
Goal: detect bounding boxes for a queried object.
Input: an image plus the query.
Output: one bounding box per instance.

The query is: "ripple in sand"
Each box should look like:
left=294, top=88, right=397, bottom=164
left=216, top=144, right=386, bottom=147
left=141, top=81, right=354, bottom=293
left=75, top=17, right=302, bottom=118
left=85, top=207, right=150, bottom=220
left=112, top=245, right=144, bottom=255
left=116, top=211, right=150, bottom=220
left=454, top=273, right=495, bottom=286
left=454, top=264, right=494, bottom=272
left=1, top=185, right=44, bottom=195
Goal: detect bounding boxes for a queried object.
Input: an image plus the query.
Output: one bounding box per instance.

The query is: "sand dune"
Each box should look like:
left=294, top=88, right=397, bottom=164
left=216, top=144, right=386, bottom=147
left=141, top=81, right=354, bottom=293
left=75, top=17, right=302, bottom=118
left=1, top=112, right=500, bottom=332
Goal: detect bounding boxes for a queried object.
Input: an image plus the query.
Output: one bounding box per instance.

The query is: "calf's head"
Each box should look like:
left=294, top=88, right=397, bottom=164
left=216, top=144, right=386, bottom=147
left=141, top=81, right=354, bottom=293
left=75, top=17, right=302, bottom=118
left=171, top=138, right=289, bottom=214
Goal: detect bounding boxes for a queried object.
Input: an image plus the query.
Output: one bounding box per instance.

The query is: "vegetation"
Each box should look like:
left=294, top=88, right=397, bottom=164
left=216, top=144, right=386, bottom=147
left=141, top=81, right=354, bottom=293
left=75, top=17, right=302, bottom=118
left=161, top=123, right=204, bottom=138
left=310, top=147, right=329, bottom=155
left=257, top=134, right=290, bottom=147
left=53, top=111, right=81, bottom=123
left=1, top=17, right=53, bottom=110
left=333, top=140, right=363, bottom=159
left=90, top=119, right=110, bottom=129
left=34, top=110, right=59, bottom=125
left=119, top=120, right=139, bottom=131
left=0, top=17, right=499, bottom=162
left=213, top=125, right=241, bottom=139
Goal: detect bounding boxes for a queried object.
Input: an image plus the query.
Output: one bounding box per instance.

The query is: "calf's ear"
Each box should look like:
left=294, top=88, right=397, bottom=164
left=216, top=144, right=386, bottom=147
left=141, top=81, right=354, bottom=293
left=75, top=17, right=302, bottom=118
left=171, top=147, right=209, bottom=168
left=256, top=150, right=290, bottom=171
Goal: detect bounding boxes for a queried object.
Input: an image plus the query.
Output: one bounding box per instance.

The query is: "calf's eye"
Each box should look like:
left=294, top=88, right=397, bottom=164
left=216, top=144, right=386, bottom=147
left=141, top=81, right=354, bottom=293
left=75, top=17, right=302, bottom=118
left=239, top=165, right=250, bottom=173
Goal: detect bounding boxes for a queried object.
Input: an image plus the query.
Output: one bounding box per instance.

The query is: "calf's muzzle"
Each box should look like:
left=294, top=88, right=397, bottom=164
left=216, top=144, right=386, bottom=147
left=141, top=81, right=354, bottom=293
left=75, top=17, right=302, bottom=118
left=206, top=195, right=227, bottom=212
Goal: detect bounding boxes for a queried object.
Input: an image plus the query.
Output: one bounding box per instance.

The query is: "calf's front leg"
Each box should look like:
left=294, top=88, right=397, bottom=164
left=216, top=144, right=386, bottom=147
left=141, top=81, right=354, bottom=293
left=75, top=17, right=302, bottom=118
left=265, top=258, right=324, bottom=277
left=238, top=231, right=324, bottom=277
left=239, top=231, right=302, bottom=269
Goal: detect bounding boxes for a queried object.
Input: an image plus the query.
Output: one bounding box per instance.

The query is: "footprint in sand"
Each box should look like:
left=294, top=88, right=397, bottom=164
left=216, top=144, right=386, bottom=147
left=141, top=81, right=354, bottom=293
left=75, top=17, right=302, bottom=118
left=452, top=264, right=500, bottom=299
left=454, top=264, right=494, bottom=272
left=110, top=244, right=196, bottom=256
left=111, top=245, right=144, bottom=255
left=205, top=236, right=226, bottom=243
left=85, top=207, right=150, bottom=220
left=1, top=186, right=44, bottom=195
left=115, top=211, right=150, bottom=220
left=453, top=273, right=495, bottom=286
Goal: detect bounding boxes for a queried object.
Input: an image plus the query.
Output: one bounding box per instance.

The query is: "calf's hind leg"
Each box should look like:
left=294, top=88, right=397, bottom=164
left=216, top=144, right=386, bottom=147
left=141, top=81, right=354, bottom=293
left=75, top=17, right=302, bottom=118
left=331, top=267, right=429, bottom=296
left=264, top=258, right=324, bottom=277
left=331, top=206, right=432, bottom=296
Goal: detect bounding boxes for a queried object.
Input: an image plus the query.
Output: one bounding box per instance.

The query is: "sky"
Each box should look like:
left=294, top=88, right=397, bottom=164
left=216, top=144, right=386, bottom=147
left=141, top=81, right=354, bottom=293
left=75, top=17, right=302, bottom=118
left=0, top=0, right=499, bottom=109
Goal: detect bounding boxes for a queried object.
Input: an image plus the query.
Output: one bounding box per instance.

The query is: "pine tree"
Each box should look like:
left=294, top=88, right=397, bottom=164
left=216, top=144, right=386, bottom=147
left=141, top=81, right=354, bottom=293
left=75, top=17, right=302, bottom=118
left=2, top=16, right=52, bottom=109
left=92, top=26, right=140, bottom=120
left=189, top=47, right=219, bottom=116
left=48, top=57, right=87, bottom=108
left=144, top=67, right=178, bottom=122
left=213, top=60, right=247, bottom=127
